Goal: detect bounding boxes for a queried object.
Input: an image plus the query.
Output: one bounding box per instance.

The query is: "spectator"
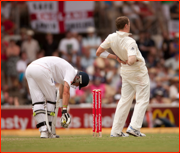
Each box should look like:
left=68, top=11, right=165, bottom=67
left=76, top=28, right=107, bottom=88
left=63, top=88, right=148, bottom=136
left=73, top=33, right=84, bottom=71
left=161, top=1, right=174, bottom=22
left=137, top=31, right=156, bottom=60
left=71, top=32, right=83, bottom=56
left=76, top=34, right=84, bottom=56
left=1, top=85, right=19, bottom=106
left=43, top=33, right=58, bottom=56
left=6, top=39, right=20, bottom=90
left=24, top=76, right=32, bottom=105
left=169, top=33, right=179, bottom=58
left=169, top=77, right=179, bottom=100
left=70, top=86, right=92, bottom=104
left=58, top=31, right=79, bottom=66
left=162, top=31, right=172, bottom=60
left=1, top=33, right=9, bottom=85
left=16, top=52, right=28, bottom=92
left=1, top=15, right=16, bottom=35
left=9, top=2, right=18, bottom=22
left=2, top=92, right=19, bottom=107
left=165, top=51, right=179, bottom=71
left=170, top=1, right=179, bottom=20
left=104, top=1, right=113, bottom=8
left=138, top=1, right=156, bottom=30
left=105, top=60, right=121, bottom=90
left=1, top=92, right=9, bottom=105
left=73, top=85, right=93, bottom=104
left=2, top=84, right=9, bottom=93
left=93, top=1, right=110, bottom=30
left=1, top=91, right=4, bottom=105
left=137, top=31, right=149, bottom=59
left=16, top=28, right=27, bottom=48
left=52, top=50, right=60, bottom=57
left=75, top=56, right=83, bottom=71
left=148, top=68, right=157, bottom=94
left=122, top=1, right=143, bottom=34
left=157, top=65, right=175, bottom=86
left=74, top=88, right=86, bottom=104
left=113, top=1, right=123, bottom=15
left=146, top=54, right=157, bottom=68
left=145, top=31, right=157, bottom=56
left=80, top=49, right=94, bottom=71
left=17, top=2, right=29, bottom=28
left=83, top=27, right=101, bottom=59
left=36, top=50, right=45, bottom=59
left=151, top=90, right=171, bottom=104
left=171, top=94, right=179, bottom=106
left=174, top=67, right=179, bottom=77
left=90, top=75, right=106, bottom=99
left=151, top=77, right=168, bottom=98
left=21, top=30, right=40, bottom=62
left=145, top=31, right=155, bottom=47
left=151, top=1, right=167, bottom=33
left=93, top=58, right=106, bottom=83
left=1, top=2, right=11, bottom=19
left=84, top=87, right=93, bottom=103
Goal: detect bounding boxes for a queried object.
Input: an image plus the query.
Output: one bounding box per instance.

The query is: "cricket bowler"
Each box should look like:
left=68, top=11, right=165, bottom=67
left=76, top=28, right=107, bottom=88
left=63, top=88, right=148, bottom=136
left=25, top=56, right=89, bottom=138
left=96, top=16, right=150, bottom=137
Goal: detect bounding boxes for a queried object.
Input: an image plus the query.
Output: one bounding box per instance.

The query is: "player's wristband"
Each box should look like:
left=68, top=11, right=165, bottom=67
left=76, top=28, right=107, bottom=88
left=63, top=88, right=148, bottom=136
left=62, top=109, right=67, bottom=114
left=99, top=51, right=110, bottom=58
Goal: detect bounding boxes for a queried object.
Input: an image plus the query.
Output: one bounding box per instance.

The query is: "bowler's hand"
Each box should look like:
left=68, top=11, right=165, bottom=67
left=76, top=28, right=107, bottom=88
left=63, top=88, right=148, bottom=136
left=116, top=56, right=126, bottom=64
left=126, top=59, right=139, bottom=66
left=126, top=60, right=130, bottom=66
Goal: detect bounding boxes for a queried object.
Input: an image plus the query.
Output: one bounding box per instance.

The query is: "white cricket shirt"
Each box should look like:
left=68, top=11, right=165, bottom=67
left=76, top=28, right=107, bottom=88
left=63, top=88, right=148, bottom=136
left=31, top=57, right=77, bottom=86
left=100, top=31, right=146, bottom=72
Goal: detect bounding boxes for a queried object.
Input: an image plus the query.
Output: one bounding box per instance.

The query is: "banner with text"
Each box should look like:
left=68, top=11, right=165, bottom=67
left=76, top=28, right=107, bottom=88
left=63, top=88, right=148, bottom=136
left=27, top=1, right=94, bottom=34
left=1, top=106, right=179, bottom=130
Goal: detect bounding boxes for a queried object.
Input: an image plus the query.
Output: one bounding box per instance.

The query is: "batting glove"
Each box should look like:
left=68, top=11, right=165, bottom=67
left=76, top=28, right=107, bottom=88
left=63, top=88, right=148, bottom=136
left=61, top=109, right=71, bottom=128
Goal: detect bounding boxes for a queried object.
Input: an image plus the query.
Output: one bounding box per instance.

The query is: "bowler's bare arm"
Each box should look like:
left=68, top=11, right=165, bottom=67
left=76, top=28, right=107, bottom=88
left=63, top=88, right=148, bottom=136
left=126, top=55, right=137, bottom=66
left=96, top=46, right=126, bottom=64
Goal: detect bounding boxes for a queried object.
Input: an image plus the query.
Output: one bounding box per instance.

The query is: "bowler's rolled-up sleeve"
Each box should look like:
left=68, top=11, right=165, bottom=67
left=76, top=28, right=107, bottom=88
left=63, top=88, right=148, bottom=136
left=100, top=35, right=111, bottom=49
left=127, top=42, right=137, bottom=56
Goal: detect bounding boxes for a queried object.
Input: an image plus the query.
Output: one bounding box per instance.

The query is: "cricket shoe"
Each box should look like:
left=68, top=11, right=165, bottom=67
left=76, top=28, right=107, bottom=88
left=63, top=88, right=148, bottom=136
left=48, top=133, right=60, bottom=138
left=40, top=131, right=49, bottom=138
left=110, top=132, right=129, bottom=137
left=126, top=126, right=146, bottom=137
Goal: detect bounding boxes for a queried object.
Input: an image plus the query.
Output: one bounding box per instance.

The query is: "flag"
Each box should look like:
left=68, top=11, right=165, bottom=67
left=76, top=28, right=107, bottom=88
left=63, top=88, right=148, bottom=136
left=27, top=1, right=94, bottom=34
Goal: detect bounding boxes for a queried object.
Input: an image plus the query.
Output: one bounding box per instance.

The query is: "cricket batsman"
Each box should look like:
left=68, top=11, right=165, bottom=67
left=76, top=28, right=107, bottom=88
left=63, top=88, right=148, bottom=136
left=25, top=56, right=89, bottom=138
left=96, top=16, right=150, bottom=137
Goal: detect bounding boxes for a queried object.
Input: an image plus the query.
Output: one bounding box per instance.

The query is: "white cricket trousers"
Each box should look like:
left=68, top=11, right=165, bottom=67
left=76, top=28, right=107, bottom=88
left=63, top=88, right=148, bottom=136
left=25, top=63, right=56, bottom=103
left=25, top=63, right=56, bottom=132
left=111, top=67, right=150, bottom=135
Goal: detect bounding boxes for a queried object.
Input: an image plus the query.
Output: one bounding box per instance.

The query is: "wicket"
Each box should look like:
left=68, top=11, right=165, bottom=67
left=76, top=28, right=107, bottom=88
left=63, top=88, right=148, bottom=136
left=92, top=89, right=102, bottom=137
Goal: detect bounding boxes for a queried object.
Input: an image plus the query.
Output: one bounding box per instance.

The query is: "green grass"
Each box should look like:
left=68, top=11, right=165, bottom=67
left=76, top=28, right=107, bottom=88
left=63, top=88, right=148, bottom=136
left=1, top=134, right=179, bottom=152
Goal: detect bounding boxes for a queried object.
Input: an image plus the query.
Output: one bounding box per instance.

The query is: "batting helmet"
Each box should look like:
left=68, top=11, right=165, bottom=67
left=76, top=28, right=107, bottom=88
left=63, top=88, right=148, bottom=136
left=78, top=71, right=89, bottom=89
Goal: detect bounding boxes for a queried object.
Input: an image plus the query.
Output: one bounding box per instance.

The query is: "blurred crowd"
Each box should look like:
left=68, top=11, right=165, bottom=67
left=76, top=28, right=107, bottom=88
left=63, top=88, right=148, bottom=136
left=94, top=1, right=179, bottom=35
left=1, top=1, right=179, bottom=106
